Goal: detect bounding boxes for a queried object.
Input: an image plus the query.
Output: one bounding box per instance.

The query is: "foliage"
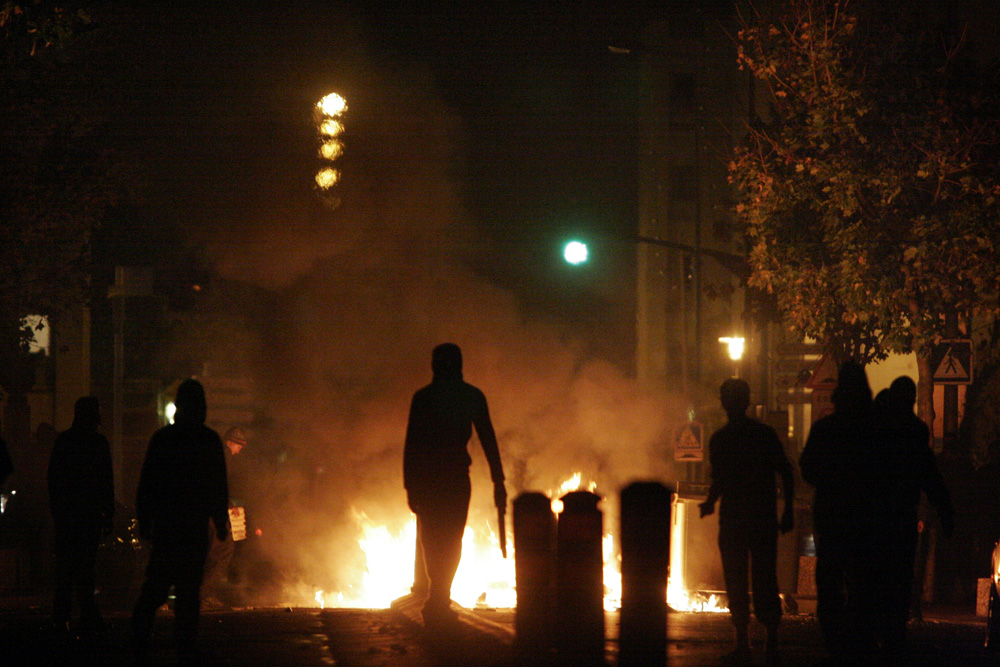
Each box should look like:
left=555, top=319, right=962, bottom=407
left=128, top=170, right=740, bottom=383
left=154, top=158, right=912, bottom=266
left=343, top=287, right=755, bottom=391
left=0, top=0, right=122, bottom=353
left=729, top=0, right=1000, bottom=364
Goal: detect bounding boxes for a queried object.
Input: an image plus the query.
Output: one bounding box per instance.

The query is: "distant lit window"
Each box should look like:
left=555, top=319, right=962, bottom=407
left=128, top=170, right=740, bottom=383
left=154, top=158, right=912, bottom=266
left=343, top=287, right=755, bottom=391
left=22, top=315, right=49, bottom=356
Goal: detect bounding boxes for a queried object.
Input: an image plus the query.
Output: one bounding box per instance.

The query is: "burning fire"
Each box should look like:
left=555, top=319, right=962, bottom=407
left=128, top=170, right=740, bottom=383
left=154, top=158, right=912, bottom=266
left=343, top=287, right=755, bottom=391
left=314, top=474, right=726, bottom=614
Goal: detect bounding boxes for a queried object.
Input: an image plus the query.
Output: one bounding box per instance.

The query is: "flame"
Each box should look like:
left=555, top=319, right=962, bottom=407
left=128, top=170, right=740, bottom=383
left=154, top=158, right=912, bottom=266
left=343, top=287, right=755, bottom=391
left=315, top=474, right=725, bottom=614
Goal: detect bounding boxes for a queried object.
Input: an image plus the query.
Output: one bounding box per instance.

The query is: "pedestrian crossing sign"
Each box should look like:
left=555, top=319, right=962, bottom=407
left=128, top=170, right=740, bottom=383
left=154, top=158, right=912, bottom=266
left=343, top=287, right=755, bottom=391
left=675, top=421, right=704, bottom=462
left=930, top=339, right=973, bottom=384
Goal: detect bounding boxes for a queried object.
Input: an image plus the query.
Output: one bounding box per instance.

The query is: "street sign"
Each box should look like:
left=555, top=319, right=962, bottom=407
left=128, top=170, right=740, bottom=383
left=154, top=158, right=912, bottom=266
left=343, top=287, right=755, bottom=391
left=930, top=339, right=973, bottom=384
left=675, top=421, right=704, bottom=462
left=805, top=350, right=838, bottom=389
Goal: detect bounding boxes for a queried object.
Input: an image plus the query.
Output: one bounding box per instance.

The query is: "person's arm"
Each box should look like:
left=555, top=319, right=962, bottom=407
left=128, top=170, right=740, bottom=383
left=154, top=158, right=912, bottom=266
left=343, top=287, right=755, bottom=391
left=403, top=393, right=425, bottom=513
left=772, top=429, right=796, bottom=533
left=472, top=390, right=506, bottom=510
left=699, top=433, right=722, bottom=518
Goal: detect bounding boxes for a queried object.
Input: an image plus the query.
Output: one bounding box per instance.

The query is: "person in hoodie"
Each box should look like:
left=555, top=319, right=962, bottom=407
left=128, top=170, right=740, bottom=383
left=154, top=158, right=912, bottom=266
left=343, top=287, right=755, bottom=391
left=800, top=360, right=882, bottom=664
left=404, top=343, right=506, bottom=629
left=131, top=379, right=229, bottom=663
left=47, top=396, right=114, bottom=637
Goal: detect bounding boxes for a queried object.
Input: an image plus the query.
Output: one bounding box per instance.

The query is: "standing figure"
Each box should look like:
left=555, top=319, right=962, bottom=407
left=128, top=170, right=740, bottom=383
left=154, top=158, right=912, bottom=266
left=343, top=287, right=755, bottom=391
left=878, top=376, right=952, bottom=656
left=699, top=379, right=795, bottom=666
left=800, top=360, right=880, bottom=664
left=131, top=379, right=229, bottom=664
left=404, top=343, right=506, bottom=628
left=47, top=397, right=114, bottom=637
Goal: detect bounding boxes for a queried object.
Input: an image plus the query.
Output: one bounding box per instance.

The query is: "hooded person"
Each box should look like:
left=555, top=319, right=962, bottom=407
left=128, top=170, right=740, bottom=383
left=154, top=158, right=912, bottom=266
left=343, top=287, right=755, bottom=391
left=47, top=396, right=114, bottom=637
left=131, top=379, right=229, bottom=663
left=404, top=343, right=506, bottom=629
left=800, top=360, right=883, bottom=663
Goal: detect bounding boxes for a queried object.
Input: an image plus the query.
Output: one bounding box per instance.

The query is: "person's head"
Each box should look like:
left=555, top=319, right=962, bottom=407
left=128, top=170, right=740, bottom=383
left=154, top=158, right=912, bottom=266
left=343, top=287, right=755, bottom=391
left=431, top=343, right=463, bottom=381
left=72, top=396, right=101, bottom=431
left=831, top=360, right=872, bottom=412
left=889, top=375, right=917, bottom=411
left=719, top=378, right=751, bottom=417
left=174, top=379, right=207, bottom=425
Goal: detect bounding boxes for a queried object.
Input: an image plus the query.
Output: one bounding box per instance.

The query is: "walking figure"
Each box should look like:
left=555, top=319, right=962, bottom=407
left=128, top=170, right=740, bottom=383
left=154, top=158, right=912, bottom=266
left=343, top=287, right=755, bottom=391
left=700, top=378, right=795, bottom=666
left=47, top=397, right=114, bottom=638
left=800, top=360, right=880, bottom=664
left=404, top=343, right=506, bottom=629
left=131, top=379, right=229, bottom=664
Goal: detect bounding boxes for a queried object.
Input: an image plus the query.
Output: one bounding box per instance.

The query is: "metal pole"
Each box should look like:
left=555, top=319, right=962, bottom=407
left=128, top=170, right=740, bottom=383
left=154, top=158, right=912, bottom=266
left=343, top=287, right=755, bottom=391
left=514, top=492, right=557, bottom=666
left=620, top=482, right=673, bottom=667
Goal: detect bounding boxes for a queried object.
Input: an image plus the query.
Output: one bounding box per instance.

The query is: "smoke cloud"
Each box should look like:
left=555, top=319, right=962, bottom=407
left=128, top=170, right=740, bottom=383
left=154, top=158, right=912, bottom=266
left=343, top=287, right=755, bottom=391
left=145, top=5, right=690, bottom=603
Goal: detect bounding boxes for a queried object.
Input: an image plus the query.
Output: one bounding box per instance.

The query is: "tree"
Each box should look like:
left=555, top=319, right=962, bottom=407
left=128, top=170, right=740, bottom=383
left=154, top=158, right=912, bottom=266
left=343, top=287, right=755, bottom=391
left=1, top=1, right=126, bottom=445
left=729, top=0, right=1000, bottom=425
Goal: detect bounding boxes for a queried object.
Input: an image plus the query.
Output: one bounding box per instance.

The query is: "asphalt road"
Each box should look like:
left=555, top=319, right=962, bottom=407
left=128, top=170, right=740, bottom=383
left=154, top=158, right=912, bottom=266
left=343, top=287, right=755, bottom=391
left=0, top=602, right=993, bottom=666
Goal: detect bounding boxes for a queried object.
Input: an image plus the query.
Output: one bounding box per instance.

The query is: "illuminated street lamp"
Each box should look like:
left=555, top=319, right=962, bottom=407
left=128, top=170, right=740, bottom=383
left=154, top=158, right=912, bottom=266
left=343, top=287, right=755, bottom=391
left=563, top=240, right=589, bottom=266
left=718, top=336, right=745, bottom=377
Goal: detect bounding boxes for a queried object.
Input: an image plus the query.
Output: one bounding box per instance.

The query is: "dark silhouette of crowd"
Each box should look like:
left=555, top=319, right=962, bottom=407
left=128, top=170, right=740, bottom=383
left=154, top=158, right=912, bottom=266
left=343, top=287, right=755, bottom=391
left=801, top=361, right=953, bottom=666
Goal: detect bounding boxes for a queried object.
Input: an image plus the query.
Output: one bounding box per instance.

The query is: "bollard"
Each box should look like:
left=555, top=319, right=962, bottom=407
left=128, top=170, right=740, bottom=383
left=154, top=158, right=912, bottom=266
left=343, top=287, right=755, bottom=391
left=555, top=490, right=605, bottom=667
left=514, top=492, right=557, bottom=666
left=619, top=482, right=673, bottom=667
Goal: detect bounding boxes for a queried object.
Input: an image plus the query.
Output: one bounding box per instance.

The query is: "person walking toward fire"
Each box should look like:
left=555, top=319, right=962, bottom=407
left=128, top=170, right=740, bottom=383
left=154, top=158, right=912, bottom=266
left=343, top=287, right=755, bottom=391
left=47, top=396, right=115, bottom=639
left=404, top=343, right=506, bottom=630
left=131, top=379, right=229, bottom=664
left=699, top=378, right=795, bottom=666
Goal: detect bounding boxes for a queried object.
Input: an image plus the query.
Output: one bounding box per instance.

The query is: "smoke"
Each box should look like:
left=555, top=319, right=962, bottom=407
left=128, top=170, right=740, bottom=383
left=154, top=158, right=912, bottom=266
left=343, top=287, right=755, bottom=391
left=146, top=6, right=690, bottom=604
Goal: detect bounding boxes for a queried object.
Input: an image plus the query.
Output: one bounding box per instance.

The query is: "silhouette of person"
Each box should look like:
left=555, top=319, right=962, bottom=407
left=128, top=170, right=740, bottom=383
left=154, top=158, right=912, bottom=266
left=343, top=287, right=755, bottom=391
left=47, top=397, right=114, bottom=637
left=404, top=343, right=505, bottom=628
left=131, top=379, right=229, bottom=664
left=700, top=378, right=795, bottom=666
left=800, top=360, right=879, bottom=664
left=872, top=376, right=953, bottom=657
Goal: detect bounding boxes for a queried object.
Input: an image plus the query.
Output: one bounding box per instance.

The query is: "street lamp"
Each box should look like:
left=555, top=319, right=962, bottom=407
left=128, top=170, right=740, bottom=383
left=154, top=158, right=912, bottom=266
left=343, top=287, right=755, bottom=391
left=563, top=240, right=590, bottom=266
left=718, top=336, right=745, bottom=377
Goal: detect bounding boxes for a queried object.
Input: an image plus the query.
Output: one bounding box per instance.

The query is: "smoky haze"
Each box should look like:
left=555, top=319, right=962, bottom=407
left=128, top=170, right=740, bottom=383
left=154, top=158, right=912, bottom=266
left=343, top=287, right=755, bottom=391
left=132, top=5, right=689, bottom=603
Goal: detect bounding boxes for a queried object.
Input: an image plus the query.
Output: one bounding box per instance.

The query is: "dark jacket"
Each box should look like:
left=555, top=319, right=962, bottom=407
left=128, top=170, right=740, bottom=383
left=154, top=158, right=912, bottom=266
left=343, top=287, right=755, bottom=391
left=404, top=371, right=504, bottom=504
left=706, top=416, right=793, bottom=526
left=48, top=427, right=114, bottom=527
left=136, top=382, right=228, bottom=542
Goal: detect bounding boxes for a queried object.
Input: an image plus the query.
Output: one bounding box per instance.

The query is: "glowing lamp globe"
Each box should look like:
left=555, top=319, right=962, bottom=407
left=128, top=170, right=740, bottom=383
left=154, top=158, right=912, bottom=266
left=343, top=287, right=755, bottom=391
left=563, top=241, right=589, bottom=265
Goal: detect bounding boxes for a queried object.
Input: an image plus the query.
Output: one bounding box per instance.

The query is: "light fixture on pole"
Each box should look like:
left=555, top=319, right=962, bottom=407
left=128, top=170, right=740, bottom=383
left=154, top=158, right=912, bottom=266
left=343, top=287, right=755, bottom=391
left=718, top=336, right=745, bottom=377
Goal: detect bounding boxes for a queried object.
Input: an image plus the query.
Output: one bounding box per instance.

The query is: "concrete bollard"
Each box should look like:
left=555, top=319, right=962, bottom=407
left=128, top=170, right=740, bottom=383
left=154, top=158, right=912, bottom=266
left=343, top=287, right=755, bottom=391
left=513, top=492, right=557, bottom=666
left=555, top=490, right=605, bottom=667
left=619, top=481, right=673, bottom=667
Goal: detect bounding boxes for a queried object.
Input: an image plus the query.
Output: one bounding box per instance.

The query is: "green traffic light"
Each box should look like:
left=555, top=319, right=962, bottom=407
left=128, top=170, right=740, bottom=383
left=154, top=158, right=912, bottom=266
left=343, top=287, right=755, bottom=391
left=563, top=240, right=589, bottom=265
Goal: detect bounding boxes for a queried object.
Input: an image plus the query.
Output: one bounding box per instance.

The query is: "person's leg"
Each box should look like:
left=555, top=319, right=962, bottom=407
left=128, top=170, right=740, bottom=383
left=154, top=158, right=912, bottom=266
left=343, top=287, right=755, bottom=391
left=419, top=477, right=471, bottom=623
left=132, top=547, right=174, bottom=660
left=76, top=529, right=103, bottom=634
left=814, top=530, right=850, bottom=661
left=412, top=516, right=429, bottom=597
left=749, top=523, right=782, bottom=657
left=718, top=523, right=752, bottom=659
left=174, top=540, right=210, bottom=658
left=52, top=531, right=74, bottom=632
